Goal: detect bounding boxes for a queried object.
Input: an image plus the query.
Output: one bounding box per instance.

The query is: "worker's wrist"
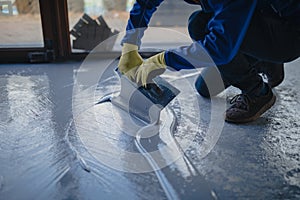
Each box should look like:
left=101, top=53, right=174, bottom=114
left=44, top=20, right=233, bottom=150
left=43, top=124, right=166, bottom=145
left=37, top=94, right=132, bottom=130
left=148, top=52, right=166, bottom=67
left=157, top=52, right=166, bottom=66
left=122, top=43, right=139, bottom=55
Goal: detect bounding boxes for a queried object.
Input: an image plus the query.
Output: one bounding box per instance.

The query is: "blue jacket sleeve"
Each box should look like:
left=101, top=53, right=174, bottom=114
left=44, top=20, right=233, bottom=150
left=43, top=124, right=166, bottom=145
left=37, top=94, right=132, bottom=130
left=165, top=0, right=257, bottom=70
left=121, top=0, right=164, bottom=47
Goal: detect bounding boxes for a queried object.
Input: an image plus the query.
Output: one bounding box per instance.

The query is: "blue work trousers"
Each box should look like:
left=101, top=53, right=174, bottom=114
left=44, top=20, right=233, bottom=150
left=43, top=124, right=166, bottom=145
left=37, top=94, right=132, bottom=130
left=191, top=8, right=300, bottom=97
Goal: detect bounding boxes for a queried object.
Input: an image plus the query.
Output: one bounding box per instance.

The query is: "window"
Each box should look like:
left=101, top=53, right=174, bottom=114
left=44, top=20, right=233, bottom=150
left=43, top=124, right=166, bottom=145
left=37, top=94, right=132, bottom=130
left=67, top=0, right=199, bottom=53
left=0, top=0, right=43, bottom=48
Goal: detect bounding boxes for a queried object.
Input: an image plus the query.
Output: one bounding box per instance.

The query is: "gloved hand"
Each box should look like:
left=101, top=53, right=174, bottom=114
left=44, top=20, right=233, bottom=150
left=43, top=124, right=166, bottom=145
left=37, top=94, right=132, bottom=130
left=135, top=52, right=167, bottom=87
left=118, top=43, right=143, bottom=81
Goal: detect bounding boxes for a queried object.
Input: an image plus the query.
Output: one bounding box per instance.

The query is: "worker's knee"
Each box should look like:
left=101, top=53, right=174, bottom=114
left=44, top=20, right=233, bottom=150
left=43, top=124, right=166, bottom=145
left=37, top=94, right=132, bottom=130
left=195, top=67, right=230, bottom=98
left=195, top=74, right=211, bottom=98
left=188, top=10, right=213, bottom=41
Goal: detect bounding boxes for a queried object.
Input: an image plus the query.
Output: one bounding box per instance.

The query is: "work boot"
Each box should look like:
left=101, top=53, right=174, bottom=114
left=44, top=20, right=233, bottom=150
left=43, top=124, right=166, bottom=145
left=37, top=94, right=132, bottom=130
left=256, top=62, right=284, bottom=88
left=225, top=84, right=276, bottom=123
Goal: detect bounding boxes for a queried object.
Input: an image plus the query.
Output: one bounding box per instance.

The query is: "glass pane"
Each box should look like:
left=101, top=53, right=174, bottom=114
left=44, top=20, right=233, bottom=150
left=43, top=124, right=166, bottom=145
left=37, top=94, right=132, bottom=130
left=68, top=0, right=198, bottom=52
left=0, top=0, right=44, bottom=48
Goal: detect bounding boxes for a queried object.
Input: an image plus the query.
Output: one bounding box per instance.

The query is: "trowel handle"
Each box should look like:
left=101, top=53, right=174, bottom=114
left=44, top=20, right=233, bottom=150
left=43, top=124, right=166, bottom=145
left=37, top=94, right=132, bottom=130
left=143, top=83, right=163, bottom=97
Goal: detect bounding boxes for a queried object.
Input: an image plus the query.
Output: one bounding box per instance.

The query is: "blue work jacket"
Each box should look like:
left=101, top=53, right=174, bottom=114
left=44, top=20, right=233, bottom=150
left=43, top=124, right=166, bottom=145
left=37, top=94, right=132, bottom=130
left=122, top=0, right=300, bottom=69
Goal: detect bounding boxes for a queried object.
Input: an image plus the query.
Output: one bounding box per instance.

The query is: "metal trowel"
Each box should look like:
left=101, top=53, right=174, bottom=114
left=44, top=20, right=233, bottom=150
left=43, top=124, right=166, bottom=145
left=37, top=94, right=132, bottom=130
left=97, top=68, right=180, bottom=124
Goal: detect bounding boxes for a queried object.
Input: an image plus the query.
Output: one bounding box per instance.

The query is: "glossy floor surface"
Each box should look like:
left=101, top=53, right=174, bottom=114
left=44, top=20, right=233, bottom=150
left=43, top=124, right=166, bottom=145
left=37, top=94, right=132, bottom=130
left=0, top=59, right=299, bottom=200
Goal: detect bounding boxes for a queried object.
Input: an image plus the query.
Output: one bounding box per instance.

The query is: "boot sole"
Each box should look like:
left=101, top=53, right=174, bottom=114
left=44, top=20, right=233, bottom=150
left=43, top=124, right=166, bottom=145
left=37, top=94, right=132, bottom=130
left=225, top=94, right=276, bottom=124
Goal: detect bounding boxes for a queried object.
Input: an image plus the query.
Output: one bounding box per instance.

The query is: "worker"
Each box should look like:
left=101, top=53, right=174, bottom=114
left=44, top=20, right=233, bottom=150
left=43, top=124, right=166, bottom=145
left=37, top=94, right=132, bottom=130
left=118, top=0, right=300, bottom=123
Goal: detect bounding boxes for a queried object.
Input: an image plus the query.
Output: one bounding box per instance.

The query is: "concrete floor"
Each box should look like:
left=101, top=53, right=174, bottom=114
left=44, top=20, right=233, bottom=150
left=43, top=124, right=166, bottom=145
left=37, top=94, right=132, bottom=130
left=0, top=59, right=299, bottom=200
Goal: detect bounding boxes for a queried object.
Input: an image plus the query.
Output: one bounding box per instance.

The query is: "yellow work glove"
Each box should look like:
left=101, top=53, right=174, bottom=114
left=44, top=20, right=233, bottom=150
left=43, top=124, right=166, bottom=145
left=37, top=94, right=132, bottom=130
left=118, top=43, right=143, bottom=81
left=135, top=52, right=167, bottom=87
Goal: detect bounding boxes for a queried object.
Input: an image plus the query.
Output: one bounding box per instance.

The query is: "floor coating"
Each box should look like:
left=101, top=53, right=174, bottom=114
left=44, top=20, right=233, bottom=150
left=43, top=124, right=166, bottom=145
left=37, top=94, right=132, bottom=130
left=0, top=59, right=299, bottom=199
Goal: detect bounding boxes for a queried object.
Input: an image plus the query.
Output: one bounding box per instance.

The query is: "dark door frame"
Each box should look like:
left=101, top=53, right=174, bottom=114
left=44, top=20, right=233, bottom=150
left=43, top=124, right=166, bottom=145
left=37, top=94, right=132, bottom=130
left=0, top=0, right=72, bottom=63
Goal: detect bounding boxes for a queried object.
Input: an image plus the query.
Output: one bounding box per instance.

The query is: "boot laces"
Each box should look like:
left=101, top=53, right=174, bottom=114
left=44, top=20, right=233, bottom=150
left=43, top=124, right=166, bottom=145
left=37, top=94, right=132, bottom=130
left=230, top=94, right=252, bottom=111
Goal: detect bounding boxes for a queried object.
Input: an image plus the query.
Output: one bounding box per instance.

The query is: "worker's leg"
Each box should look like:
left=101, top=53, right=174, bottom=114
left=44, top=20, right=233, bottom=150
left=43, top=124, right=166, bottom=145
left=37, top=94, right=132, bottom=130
left=242, top=55, right=285, bottom=88
left=222, top=8, right=300, bottom=123
left=195, top=56, right=284, bottom=98
left=218, top=52, right=275, bottom=123
left=240, top=9, right=300, bottom=63
left=188, top=10, right=212, bottom=42
left=188, top=10, right=231, bottom=97
left=194, top=66, right=230, bottom=97
left=255, top=61, right=284, bottom=88
left=189, top=10, right=286, bottom=98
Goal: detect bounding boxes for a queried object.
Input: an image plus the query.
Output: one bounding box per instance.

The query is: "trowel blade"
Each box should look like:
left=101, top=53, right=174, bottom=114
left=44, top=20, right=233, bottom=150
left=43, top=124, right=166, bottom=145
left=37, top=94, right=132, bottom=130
left=111, top=70, right=180, bottom=124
